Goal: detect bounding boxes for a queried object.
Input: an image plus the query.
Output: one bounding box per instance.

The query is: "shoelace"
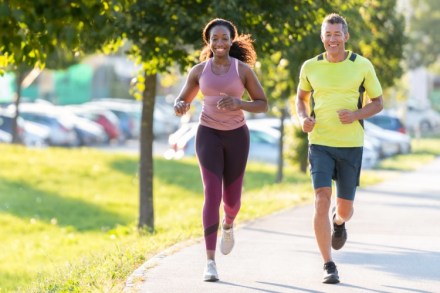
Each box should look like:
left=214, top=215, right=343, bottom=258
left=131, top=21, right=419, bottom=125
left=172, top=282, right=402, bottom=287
left=333, top=229, right=344, bottom=237
left=333, top=223, right=345, bottom=236
left=206, top=261, right=216, bottom=271
left=223, top=228, right=233, bottom=240
left=324, top=262, right=337, bottom=273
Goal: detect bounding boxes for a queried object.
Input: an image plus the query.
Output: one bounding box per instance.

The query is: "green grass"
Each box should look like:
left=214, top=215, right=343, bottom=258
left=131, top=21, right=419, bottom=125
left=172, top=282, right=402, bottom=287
left=0, top=137, right=439, bottom=292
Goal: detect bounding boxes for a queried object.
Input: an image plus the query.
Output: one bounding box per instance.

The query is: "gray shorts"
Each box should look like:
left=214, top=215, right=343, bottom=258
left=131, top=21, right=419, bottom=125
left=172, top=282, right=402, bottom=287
left=308, top=144, right=363, bottom=200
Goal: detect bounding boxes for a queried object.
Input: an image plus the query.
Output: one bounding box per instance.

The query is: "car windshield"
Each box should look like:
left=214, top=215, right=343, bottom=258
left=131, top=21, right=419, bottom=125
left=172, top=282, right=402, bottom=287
left=250, top=130, right=278, bottom=144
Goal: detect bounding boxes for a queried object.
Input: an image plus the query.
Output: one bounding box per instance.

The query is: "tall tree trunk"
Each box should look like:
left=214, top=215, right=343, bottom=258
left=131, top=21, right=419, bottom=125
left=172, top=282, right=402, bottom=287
left=12, top=69, right=25, bottom=144
left=138, top=72, right=157, bottom=230
left=275, top=108, right=286, bottom=183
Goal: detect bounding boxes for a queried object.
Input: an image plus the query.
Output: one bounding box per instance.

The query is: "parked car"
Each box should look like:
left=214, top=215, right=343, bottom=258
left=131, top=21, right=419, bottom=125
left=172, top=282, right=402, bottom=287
left=165, top=121, right=281, bottom=164
left=167, top=122, right=198, bottom=153
left=0, top=129, right=12, bottom=143
left=22, top=120, right=51, bottom=147
left=362, top=136, right=379, bottom=169
left=69, top=115, right=108, bottom=146
left=364, top=120, right=411, bottom=157
left=367, top=113, right=407, bottom=134
left=406, top=104, right=440, bottom=135
left=87, top=98, right=180, bottom=139
left=17, top=103, right=80, bottom=147
left=0, top=110, right=25, bottom=141
left=64, top=105, right=121, bottom=143
left=84, top=100, right=140, bottom=140
left=0, top=108, right=51, bottom=147
left=243, top=117, right=297, bottom=131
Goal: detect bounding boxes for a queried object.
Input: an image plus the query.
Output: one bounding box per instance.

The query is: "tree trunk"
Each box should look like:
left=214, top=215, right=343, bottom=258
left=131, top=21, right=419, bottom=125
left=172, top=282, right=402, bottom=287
left=275, top=108, right=286, bottom=183
left=298, top=129, right=308, bottom=173
left=12, top=69, right=25, bottom=144
left=138, top=72, right=157, bottom=230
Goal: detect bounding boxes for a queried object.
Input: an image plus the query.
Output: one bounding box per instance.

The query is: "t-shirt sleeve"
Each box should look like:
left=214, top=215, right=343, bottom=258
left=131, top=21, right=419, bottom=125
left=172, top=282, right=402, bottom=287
left=363, top=60, right=382, bottom=99
left=298, top=61, right=313, bottom=92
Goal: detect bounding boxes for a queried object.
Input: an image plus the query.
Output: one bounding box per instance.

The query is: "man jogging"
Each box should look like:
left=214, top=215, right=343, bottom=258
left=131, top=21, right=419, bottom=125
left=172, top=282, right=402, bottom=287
left=296, top=13, right=383, bottom=284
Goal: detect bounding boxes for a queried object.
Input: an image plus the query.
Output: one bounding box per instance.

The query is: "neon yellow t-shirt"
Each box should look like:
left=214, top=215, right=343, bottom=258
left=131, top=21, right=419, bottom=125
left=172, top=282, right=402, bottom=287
left=298, top=51, right=382, bottom=147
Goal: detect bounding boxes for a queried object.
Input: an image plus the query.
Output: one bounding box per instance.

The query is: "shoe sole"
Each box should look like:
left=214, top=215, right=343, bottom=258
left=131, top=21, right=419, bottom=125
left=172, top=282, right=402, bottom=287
left=220, top=246, right=233, bottom=255
left=204, top=276, right=219, bottom=282
left=323, top=276, right=340, bottom=284
left=332, top=242, right=346, bottom=250
left=220, top=238, right=233, bottom=255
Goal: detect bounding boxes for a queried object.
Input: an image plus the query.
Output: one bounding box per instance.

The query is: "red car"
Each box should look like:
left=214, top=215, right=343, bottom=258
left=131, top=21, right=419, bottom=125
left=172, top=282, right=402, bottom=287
left=64, top=105, right=122, bottom=143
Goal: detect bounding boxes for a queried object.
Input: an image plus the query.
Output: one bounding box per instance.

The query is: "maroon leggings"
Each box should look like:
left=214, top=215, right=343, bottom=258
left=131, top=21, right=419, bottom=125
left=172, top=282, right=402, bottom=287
left=195, top=124, right=250, bottom=251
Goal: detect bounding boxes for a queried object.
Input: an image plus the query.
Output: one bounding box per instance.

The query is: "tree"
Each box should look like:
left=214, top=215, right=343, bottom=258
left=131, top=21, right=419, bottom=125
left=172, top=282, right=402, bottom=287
left=348, top=0, right=406, bottom=88
left=0, top=0, right=128, bottom=142
left=407, top=0, right=440, bottom=69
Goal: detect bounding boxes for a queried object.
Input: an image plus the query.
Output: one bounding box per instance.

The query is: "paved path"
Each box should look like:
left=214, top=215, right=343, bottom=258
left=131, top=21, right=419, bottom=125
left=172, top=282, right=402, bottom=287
left=125, top=157, right=440, bottom=293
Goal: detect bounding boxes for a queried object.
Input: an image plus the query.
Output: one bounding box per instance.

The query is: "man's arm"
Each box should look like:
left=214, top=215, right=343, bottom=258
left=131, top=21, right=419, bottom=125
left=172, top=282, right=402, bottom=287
left=337, top=95, right=383, bottom=124
left=296, top=88, right=315, bottom=132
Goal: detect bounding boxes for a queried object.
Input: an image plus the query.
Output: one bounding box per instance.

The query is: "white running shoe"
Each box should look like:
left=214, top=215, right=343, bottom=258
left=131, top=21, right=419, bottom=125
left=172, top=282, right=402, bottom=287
left=220, top=223, right=234, bottom=255
left=203, top=260, right=219, bottom=282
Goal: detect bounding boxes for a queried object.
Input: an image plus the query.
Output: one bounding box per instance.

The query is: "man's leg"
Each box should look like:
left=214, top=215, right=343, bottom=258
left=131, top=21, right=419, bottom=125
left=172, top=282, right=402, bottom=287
left=332, top=146, right=362, bottom=250
left=314, top=187, right=333, bottom=263
left=314, top=186, right=340, bottom=284
left=309, top=144, right=340, bottom=284
left=331, top=197, right=353, bottom=251
left=334, top=197, right=354, bottom=225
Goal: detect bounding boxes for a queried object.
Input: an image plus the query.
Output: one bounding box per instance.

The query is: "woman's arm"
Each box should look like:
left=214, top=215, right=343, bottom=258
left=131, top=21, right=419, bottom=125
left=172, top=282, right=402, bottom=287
left=217, top=62, right=268, bottom=113
left=241, top=65, right=268, bottom=113
left=174, top=64, right=203, bottom=116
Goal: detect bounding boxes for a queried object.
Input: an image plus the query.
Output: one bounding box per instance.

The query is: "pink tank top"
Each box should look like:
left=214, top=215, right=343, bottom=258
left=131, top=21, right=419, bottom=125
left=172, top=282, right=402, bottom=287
left=198, top=57, right=246, bottom=130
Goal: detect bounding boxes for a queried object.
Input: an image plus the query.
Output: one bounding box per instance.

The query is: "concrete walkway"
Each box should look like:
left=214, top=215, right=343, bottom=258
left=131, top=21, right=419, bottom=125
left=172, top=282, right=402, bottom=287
left=125, top=157, right=440, bottom=293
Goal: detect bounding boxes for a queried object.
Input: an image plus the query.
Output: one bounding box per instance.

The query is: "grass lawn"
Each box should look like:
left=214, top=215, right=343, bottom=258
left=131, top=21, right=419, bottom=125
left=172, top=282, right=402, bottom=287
left=0, top=136, right=439, bottom=292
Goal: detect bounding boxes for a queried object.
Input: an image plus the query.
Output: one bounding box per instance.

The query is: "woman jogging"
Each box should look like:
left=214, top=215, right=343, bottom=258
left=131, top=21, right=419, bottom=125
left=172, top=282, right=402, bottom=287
left=174, top=18, right=268, bottom=282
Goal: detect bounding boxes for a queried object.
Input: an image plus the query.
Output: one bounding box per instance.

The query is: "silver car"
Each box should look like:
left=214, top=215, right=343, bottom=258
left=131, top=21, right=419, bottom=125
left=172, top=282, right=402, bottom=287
left=17, top=103, right=79, bottom=147
left=364, top=120, right=411, bottom=158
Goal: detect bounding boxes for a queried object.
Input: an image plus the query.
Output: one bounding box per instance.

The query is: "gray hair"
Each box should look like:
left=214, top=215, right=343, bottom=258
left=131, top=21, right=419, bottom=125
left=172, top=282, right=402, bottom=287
left=321, top=13, right=348, bottom=35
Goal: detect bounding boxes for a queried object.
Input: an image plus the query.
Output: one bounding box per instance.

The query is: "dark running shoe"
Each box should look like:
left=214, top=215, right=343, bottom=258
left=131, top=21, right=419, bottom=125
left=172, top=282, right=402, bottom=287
left=332, top=209, right=347, bottom=250
left=323, top=261, right=340, bottom=284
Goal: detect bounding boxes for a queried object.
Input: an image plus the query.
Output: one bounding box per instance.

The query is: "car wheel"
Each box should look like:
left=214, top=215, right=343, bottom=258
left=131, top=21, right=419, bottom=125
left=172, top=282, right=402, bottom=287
left=420, top=120, right=431, bottom=133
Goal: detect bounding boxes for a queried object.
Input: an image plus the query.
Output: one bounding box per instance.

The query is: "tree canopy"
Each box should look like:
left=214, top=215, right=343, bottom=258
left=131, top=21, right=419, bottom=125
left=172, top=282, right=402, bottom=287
left=0, top=0, right=127, bottom=71
left=407, top=0, right=440, bottom=69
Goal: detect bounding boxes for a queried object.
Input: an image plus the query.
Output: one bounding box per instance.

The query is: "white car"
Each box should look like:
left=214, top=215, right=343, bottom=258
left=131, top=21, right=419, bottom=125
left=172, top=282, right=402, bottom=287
left=406, top=105, right=440, bottom=136
left=364, top=120, right=411, bottom=158
left=362, top=136, right=379, bottom=169
left=15, top=103, right=80, bottom=147
left=22, top=120, right=50, bottom=147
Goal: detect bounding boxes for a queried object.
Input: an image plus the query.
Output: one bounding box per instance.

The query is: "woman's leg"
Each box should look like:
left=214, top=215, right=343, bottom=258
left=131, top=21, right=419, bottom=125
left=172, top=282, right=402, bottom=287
left=196, top=125, right=224, bottom=259
left=221, top=125, right=250, bottom=226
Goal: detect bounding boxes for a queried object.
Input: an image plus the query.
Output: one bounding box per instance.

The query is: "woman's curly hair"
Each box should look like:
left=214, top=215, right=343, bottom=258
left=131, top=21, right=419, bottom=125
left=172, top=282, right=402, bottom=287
left=200, top=18, right=257, bottom=67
